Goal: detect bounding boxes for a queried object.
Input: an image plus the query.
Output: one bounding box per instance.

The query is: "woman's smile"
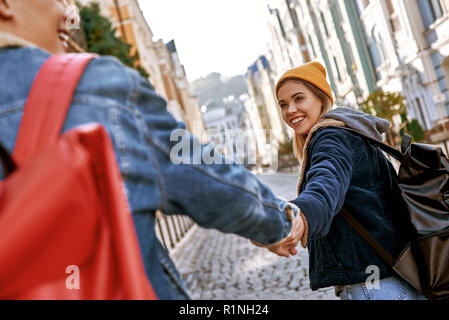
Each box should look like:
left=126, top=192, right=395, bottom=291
left=278, top=80, right=323, bottom=136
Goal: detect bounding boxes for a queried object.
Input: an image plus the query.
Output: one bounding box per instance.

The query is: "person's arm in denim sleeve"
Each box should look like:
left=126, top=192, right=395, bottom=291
left=290, top=129, right=354, bottom=244
left=131, top=71, right=295, bottom=246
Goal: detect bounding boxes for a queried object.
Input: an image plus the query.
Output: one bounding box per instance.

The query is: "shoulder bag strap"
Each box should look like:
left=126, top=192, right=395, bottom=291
left=0, top=142, right=16, bottom=177
left=13, top=53, right=97, bottom=167
left=340, top=207, right=395, bottom=266
left=327, top=126, right=404, bottom=162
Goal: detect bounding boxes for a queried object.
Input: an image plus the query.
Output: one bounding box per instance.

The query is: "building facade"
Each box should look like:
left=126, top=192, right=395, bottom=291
left=78, top=0, right=206, bottom=139
left=201, top=97, right=262, bottom=168
left=246, top=55, right=289, bottom=146
left=354, top=0, right=449, bottom=147
left=267, top=0, right=377, bottom=107
left=260, top=0, right=449, bottom=149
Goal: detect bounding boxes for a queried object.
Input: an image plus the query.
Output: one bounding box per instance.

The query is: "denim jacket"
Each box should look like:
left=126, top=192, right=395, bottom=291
left=291, top=114, right=410, bottom=290
left=0, top=34, right=296, bottom=299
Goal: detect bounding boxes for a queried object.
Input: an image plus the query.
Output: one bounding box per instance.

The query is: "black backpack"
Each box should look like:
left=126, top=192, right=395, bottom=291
left=336, top=127, right=449, bottom=300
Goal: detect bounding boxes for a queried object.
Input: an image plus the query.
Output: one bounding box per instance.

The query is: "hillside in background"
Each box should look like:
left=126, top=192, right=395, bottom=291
left=190, top=73, right=248, bottom=105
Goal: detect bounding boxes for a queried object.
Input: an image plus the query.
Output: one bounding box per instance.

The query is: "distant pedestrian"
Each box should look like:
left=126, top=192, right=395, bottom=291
left=275, top=61, right=427, bottom=300
left=0, top=0, right=305, bottom=300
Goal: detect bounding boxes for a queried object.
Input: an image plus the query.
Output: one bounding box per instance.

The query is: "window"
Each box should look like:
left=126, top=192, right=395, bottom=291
left=419, top=0, right=448, bottom=28
left=320, top=11, right=330, bottom=37
left=334, top=56, right=342, bottom=82
left=308, top=34, right=317, bottom=57
left=355, top=0, right=363, bottom=15
left=377, top=33, right=387, bottom=62
left=415, top=98, right=428, bottom=130
left=433, top=53, right=449, bottom=96
left=430, top=0, right=444, bottom=19
left=442, top=57, right=449, bottom=96
left=368, top=28, right=385, bottom=70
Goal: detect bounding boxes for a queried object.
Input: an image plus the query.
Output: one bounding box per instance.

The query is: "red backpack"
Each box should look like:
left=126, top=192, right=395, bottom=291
left=0, top=53, right=157, bottom=299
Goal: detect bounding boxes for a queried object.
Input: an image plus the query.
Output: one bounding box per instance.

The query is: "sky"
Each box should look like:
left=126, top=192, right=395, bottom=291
left=138, top=0, right=272, bottom=82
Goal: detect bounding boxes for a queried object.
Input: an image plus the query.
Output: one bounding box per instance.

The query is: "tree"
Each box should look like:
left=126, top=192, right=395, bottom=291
left=77, top=2, right=149, bottom=79
left=401, top=118, right=426, bottom=142
left=360, top=90, right=426, bottom=144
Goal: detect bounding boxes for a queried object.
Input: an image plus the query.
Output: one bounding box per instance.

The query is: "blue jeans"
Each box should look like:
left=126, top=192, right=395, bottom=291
left=339, top=276, right=428, bottom=300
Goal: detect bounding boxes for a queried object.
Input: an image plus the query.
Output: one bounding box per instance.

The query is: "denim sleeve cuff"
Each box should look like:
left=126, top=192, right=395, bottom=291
left=299, top=210, right=309, bottom=248
left=286, top=202, right=308, bottom=247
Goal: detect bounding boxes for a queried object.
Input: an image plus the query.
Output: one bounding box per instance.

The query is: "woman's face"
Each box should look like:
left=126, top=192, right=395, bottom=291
left=1, top=0, right=69, bottom=54
left=277, top=80, right=323, bottom=136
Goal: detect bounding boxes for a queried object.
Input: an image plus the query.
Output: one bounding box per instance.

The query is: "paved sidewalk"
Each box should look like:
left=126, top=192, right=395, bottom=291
left=171, top=226, right=337, bottom=300
left=171, top=172, right=337, bottom=300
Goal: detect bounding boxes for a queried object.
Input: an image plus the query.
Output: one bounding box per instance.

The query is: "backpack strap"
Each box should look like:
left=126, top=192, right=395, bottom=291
left=13, top=53, right=97, bottom=167
left=0, top=142, right=16, bottom=177
left=327, top=126, right=404, bottom=162
left=340, top=207, right=395, bottom=266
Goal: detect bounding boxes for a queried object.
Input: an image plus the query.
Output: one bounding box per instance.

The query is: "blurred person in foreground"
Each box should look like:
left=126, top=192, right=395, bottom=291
left=0, top=0, right=304, bottom=299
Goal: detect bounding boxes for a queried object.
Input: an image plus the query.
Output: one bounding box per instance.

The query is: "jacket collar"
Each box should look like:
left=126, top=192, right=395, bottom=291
left=0, top=31, right=39, bottom=49
left=297, top=118, right=346, bottom=195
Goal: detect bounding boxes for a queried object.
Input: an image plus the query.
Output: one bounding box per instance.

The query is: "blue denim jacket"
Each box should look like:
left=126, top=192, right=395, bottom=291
left=0, top=46, right=296, bottom=299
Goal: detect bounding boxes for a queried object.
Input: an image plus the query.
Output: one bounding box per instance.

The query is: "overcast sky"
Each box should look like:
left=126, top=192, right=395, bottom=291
left=138, top=0, right=272, bottom=82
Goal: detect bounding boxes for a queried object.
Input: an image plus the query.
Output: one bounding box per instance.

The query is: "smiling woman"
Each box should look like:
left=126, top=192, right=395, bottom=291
left=275, top=61, right=333, bottom=161
left=274, top=61, right=428, bottom=300
left=278, top=81, right=324, bottom=136
left=0, top=0, right=70, bottom=53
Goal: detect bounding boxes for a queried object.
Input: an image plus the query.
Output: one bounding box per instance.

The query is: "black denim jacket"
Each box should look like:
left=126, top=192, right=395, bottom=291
left=292, top=127, right=410, bottom=290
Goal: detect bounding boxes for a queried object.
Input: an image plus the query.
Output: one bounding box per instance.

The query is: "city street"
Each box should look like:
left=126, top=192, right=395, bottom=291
left=171, top=172, right=337, bottom=300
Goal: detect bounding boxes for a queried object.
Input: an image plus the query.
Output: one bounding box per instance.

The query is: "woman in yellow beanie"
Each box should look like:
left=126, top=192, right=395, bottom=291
left=275, top=61, right=427, bottom=300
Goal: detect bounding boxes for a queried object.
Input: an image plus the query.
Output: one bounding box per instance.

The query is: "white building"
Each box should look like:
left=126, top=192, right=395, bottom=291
left=353, top=0, right=449, bottom=148
left=266, top=0, right=374, bottom=107
left=264, top=0, right=449, bottom=150
left=201, top=97, right=257, bottom=166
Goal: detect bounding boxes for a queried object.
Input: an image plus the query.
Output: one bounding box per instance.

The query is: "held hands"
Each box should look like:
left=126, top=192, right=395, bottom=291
left=266, top=213, right=305, bottom=257
left=251, top=207, right=307, bottom=258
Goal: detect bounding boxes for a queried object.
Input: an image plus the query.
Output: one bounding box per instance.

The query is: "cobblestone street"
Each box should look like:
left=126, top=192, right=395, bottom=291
left=171, top=172, right=337, bottom=300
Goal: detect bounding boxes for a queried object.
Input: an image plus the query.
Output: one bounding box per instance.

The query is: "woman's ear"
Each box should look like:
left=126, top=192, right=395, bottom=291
left=0, top=0, right=14, bottom=20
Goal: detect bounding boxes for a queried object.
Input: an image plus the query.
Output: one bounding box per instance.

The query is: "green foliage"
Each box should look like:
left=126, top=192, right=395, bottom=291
left=403, top=119, right=426, bottom=142
left=278, top=141, right=293, bottom=156
left=361, top=90, right=426, bottom=143
left=360, top=90, right=406, bottom=122
left=77, top=1, right=149, bottom=79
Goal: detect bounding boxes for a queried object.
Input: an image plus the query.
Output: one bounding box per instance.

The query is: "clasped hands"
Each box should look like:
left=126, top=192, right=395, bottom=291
left=251, top=209, right=307, bottom=258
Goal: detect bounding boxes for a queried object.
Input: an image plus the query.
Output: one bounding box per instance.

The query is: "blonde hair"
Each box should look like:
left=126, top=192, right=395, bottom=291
left=277, top=78, right=333, bottom=163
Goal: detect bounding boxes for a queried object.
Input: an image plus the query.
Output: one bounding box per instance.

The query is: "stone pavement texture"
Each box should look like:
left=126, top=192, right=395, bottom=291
left=171, top=172, right=338, bottom=300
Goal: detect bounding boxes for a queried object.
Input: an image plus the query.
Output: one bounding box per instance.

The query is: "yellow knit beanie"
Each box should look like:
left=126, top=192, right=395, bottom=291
left=275, top=61, right=334, bottom=105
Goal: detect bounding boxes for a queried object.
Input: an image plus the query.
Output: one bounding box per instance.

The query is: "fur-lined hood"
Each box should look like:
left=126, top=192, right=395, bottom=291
left=297, top=107, right=390, bottom=195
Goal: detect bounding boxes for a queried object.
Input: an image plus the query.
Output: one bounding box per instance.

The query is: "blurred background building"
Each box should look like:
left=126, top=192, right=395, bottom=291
left=70, top=0, right=449, bottom=156
left=77, top=0, right=207, bottom=141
